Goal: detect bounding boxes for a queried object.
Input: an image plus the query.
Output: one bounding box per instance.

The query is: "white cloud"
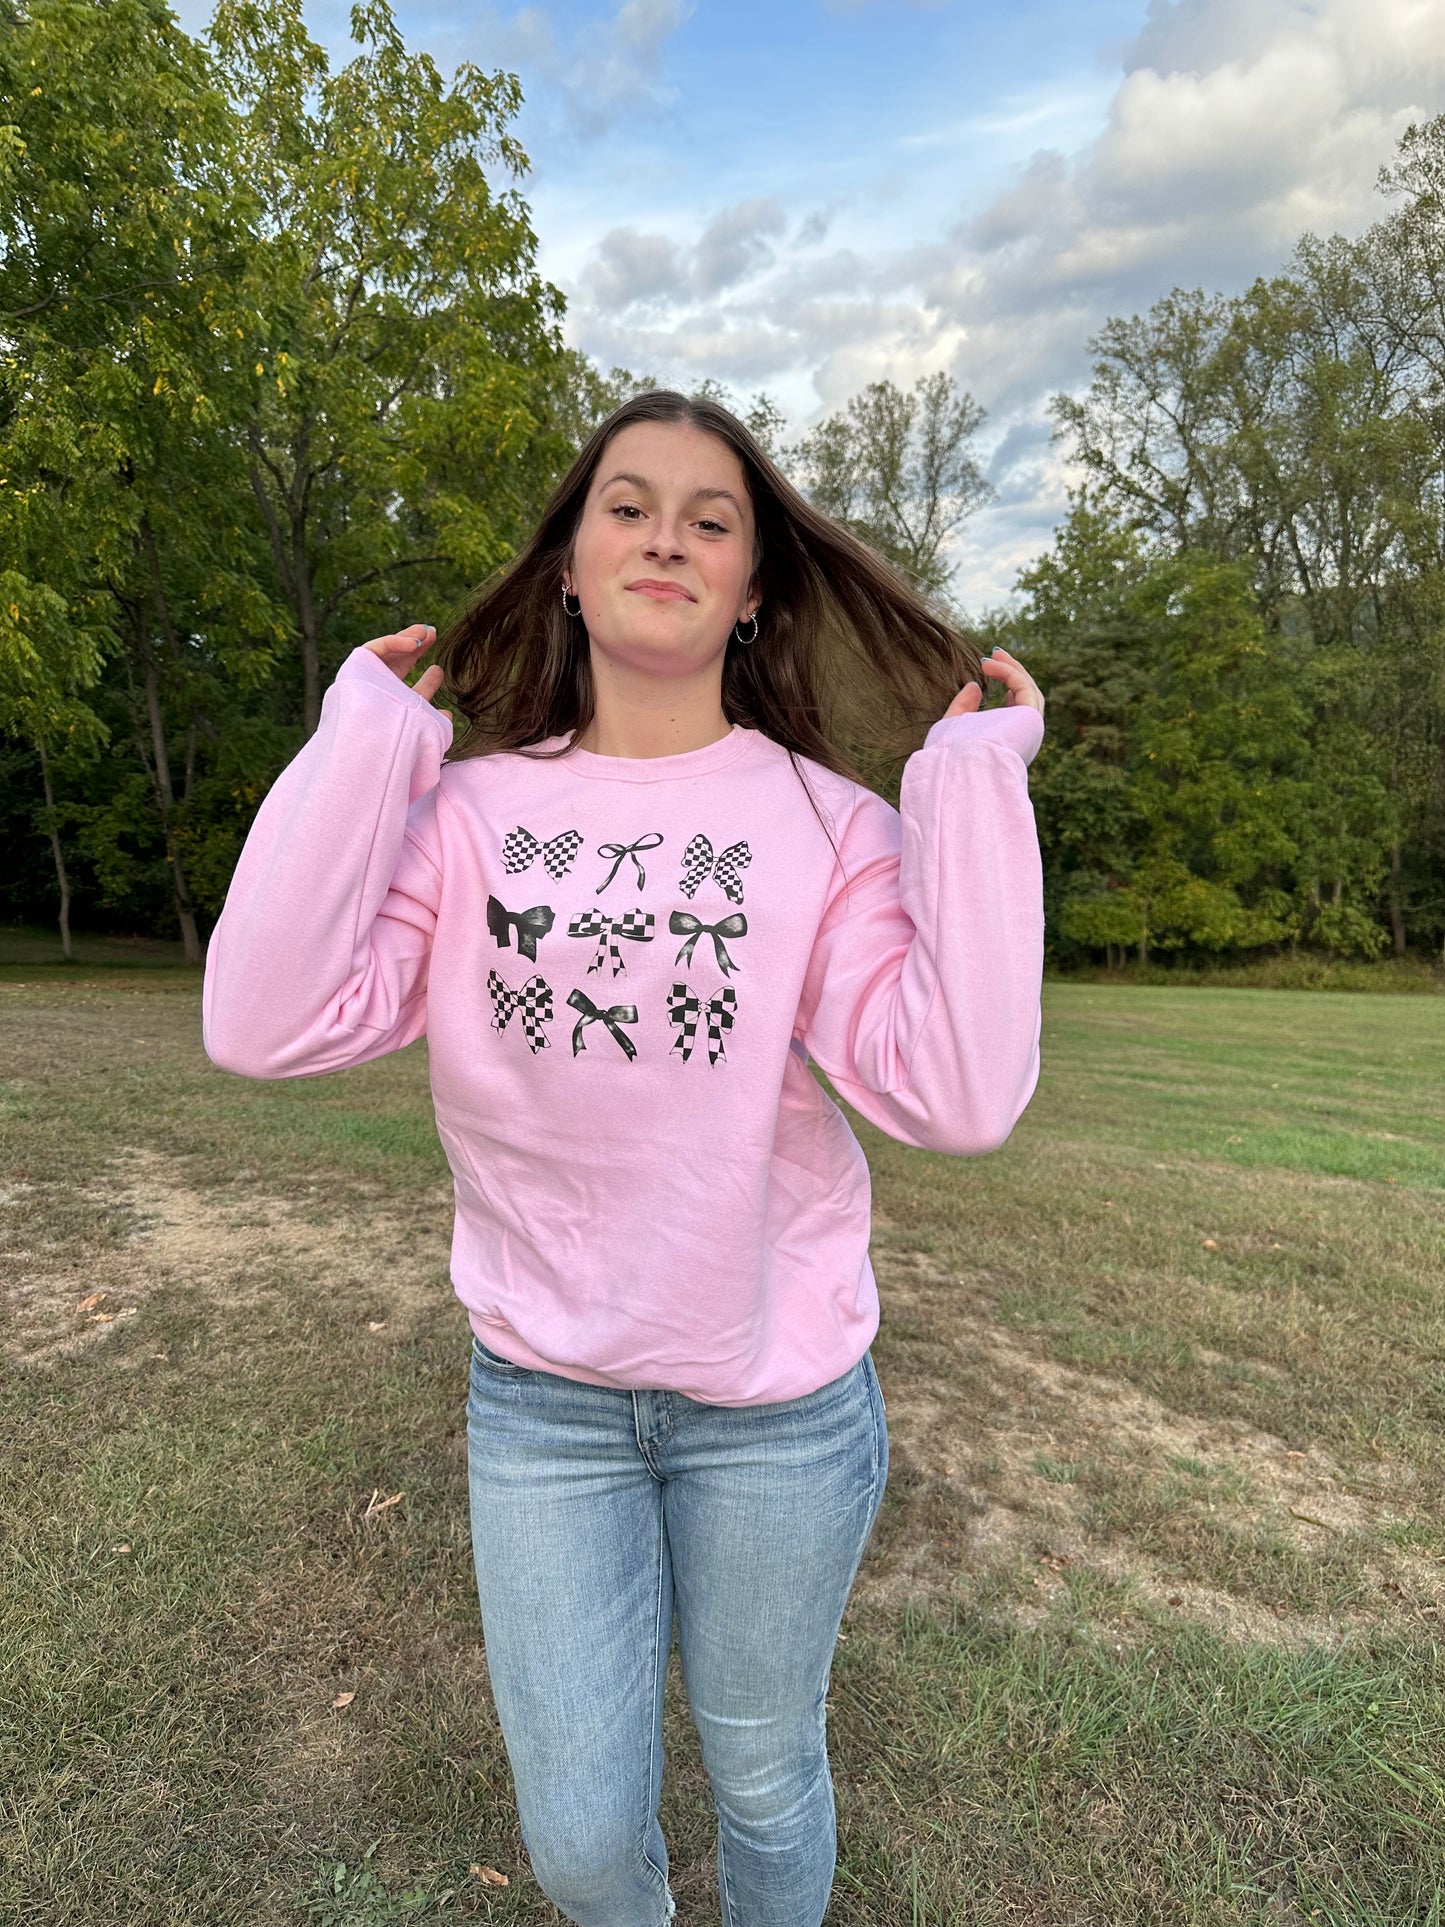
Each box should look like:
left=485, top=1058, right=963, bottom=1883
left=582, top=228, right=689, bottom=310
left=559, top=0, right=1445, bottom=605
left=581, top=199, right=790, bottom=315
left=693, top=199, right=788, bottom=296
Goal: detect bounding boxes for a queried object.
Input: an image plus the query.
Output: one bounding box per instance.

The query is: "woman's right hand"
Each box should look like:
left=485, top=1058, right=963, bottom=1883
left=363, top=623, right=445, bottom=704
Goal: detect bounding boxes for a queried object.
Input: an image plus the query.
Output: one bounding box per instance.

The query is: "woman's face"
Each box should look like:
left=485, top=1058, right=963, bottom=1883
left=565, top=420, right=759, bottom=680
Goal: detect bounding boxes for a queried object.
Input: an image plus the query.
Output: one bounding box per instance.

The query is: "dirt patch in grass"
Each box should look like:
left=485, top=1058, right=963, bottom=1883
left=2, top=1145, right=453, bottom=1365
left=861, top=1221, right=1442, bottom=1646
left=7, top=1143, right=1438, bottom=1659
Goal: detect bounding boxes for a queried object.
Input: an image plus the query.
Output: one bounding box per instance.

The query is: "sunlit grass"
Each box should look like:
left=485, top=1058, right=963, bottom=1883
left=2, top=973, right=1441, bottom=1924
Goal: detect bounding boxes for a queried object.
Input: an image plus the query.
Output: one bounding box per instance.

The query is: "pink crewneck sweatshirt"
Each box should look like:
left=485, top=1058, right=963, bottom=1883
left=202, top=644, right=1045, bottom=1404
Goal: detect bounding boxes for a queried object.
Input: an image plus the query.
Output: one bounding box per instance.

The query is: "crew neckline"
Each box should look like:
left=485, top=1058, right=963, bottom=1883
left=538, top=722, right=763, bottom=783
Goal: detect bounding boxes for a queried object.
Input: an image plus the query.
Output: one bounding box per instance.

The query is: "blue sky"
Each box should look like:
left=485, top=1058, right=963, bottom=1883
left=173, top=0, right=1445, bottom=608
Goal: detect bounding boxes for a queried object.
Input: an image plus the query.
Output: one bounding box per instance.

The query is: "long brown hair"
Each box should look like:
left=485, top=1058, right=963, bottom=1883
left=435, top=389, right=983, bottom=789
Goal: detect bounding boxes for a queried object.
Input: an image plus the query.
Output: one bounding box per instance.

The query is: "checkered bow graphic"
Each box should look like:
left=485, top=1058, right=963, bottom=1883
left=668, top=981, right=737, bottom=1065
left=501, top=825, right=583, bottom=880
left=594, top=831, right=665, bottom=894
left=487, top=969, right=553, bottom=1053
left=679, top=833, right=751, bottom=904
left=669, top=909, right=746, bottom=977
left=486, top=894, right=555, bottom=962
left=566, top=987, right=639, bottom=1059
left=567, top=907, right=656, bottom=976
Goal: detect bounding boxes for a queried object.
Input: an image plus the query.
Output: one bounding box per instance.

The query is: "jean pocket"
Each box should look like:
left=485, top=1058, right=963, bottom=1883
left=470, top=1333, right=533, bottom=1378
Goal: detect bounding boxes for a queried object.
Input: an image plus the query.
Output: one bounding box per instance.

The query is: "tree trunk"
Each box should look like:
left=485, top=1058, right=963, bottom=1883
left=133, top=594, right=202, bottom=965
left=245, top=421, right=321, bottom=736
left=36, top=739, right=72, bottom=961
left=294, top=516, right=321, bottom=739
left=1387, top=842, right=1407, bottom=956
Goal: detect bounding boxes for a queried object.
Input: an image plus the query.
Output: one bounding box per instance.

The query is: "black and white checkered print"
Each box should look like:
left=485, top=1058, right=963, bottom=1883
left=679, top=832, right=751, bottom=904
left=667, top=981, right=737, bottom=1064
left=567, top=907, right=656, bottom=976
left=501, top=825, right=583, bottom=880
left=488, top=968, right=553, bottom=1052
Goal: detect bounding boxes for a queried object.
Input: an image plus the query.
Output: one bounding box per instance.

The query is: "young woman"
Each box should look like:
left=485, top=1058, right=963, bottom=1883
left=203, top=390, right=1046, bottom=1927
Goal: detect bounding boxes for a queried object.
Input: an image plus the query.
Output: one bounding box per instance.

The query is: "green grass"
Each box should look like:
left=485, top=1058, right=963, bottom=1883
left=0, top=919, right=191, bottom=969
left=2, top=973, right=1441, bottom=1924
left=1047, top=953, right=1443, bottom=994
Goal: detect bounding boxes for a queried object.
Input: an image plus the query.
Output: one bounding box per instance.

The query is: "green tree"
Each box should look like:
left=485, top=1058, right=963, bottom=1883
left=1050, top=128, right=1445, bottom=962
left=0, top=0, right=271, bottom=959
left=1003, top=497, right=1314, bottom=966
left=0, top=0, right=594, bottom=955
left=788, top=372, right=993, bottom=602
left=207, top=0, right=573, bottom=737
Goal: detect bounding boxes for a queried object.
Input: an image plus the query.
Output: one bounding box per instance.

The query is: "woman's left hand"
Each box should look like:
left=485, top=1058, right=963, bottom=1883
left=940, top=645, right=1045, bottom=720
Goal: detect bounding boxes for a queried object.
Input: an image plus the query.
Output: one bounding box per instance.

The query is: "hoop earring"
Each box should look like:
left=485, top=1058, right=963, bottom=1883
left=561, top=586, right=583, bottom=619
left=733, top=612, right=759, bottom=645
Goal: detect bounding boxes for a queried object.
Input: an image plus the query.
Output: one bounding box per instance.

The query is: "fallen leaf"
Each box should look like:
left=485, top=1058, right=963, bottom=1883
left=367, top=1320, right=387, bottom=1332
left=112, top=1543, right=132, bottom=1555
left=470, top=1865, right=509, bottom=1888
left=331, top=1691, right=356, bottom=1709
left=76, top=1291, right=107, bottom=1313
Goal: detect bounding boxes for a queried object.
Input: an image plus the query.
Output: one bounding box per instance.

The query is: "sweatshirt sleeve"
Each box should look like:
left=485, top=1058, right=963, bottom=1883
left=202, top=645, right=453, bottom=1080
left=795, top=702, right=1045, bottom=1156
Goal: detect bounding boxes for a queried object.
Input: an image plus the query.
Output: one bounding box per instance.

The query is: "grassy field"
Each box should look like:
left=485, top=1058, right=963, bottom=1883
left=1, top=963, right=1441, bottom=1925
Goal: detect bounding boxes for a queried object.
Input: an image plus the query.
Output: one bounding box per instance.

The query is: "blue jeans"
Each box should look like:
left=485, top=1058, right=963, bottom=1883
left=465, top=1333, right=889, bottom=1927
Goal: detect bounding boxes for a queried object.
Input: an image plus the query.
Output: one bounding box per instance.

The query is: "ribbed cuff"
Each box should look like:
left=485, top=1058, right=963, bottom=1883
left=921, top=702, right=1044, bottom=766
left=336, top=645, right=453, bottom=746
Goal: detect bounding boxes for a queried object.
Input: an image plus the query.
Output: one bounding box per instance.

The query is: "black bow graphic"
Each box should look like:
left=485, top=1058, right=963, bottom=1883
left=502, top=825, right=583, bottom=879
left=565, top=987, right=639, bottom=1059
left=668, top=981, right=737, bottom=1065
left=669, top=909, right=747, bottom=977
left=679, top=833, right=751, bottom=904
left=594, top=832, right=664, bottom=894
left=487, top=894, right=555, bottom=962
left=568, top=907, right=655, bottom=976
left=488, top=969, right=553, bottom=1053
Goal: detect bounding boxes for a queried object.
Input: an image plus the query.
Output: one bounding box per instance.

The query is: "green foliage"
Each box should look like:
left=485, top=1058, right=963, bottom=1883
left=1047, top=116, right=1445, bottom=964
left=0, top=0, right=604, bottom=949
left=302, top=1843, right=440, bottom=1923
left=787, top=371, right=993, bottom=602
left=1002, top=497, right=1394, bottom=964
